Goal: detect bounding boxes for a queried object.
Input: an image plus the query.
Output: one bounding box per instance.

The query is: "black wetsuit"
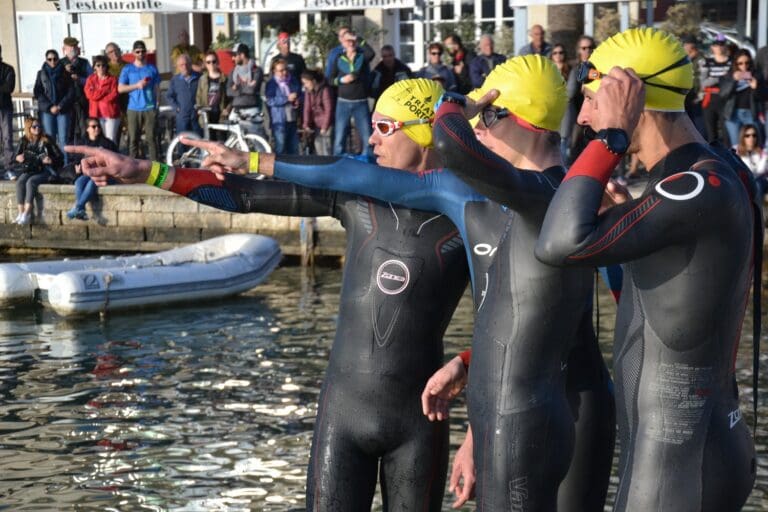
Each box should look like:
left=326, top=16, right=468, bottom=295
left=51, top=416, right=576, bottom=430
left=536, top=140, right=759, bottom=511
left=270, top=101, right=617, bottom=511
left=167, top=170, right=470, bottom=511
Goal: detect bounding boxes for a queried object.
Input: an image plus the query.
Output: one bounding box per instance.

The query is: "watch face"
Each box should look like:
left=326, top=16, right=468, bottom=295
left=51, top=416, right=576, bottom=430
left=610, top=130, right=629, bottom=153
left=600, top=129, right=629, bottom=154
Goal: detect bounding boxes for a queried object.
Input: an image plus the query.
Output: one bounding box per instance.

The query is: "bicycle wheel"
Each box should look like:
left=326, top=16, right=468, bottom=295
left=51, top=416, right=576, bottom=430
left=244, top=134, right=272, bottom=153
left=166, top=132, right=206, bottom=168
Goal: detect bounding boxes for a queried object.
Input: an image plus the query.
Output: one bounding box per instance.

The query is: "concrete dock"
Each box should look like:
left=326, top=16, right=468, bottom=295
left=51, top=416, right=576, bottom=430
left=0, top=182, right=346, bottom=257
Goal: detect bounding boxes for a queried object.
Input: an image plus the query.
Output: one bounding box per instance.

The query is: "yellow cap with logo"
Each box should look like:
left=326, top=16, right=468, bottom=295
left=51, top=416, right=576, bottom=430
left=375, top=78, right=444, bottom=148
left=474, top=55, right=566, bottom=132
left=585, top=27, right=692, bottom=112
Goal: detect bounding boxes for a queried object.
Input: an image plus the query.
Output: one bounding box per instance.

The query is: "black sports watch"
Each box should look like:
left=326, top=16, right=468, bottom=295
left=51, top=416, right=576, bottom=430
left=595, top=128, right=629, bottom=155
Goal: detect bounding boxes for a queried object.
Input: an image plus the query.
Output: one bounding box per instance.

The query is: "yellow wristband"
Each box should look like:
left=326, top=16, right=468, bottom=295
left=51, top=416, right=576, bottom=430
left=145, top=161, right=161, bottom=185
left=248, top=152, right=260, bottom=174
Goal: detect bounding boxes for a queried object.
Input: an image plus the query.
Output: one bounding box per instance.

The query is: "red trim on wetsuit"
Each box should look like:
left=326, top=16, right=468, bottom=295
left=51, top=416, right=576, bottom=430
left=436, top=101, right=464, bottom=122
left=564, top=140, right=623, bottom=187
left=459, top=350, right=471, bottom=371
left=169, top=167, right=221, bottom=196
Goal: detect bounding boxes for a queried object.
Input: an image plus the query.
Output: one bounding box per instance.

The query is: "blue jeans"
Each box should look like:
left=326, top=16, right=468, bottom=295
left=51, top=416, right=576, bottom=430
left=725, top=108, right=755, bottom=147
left=333, top=98, right=372, bottom=157
left=175, top=113, right=201, bottom=136
left=40, top=111, right=70, bottom=163
left=74, top=174, right=98, bottom=210
left=272, top=122, right=299, bottom=155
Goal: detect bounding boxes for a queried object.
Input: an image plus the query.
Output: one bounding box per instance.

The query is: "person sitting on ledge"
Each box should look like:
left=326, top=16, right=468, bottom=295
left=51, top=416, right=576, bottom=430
left=67, top=117, right=118, bottom=221
left=13, top=116, right=63, bottom=225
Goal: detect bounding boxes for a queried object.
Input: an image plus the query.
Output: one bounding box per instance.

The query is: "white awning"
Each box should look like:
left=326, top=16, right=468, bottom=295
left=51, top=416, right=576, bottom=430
left=59, top=0, right=415, bottom=13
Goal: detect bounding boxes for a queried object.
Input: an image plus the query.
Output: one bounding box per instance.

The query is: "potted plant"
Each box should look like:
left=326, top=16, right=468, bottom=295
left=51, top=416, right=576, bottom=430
left=210, top=32, right=239, bottom=75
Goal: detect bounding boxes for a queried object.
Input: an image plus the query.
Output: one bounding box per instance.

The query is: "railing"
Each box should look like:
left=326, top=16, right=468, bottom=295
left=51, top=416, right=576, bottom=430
left=11, top=94, right=35, bottom=138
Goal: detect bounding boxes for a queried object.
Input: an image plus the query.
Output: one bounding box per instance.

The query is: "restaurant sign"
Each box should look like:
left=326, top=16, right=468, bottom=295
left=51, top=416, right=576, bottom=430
left=58, top=0, right=415, bottom=12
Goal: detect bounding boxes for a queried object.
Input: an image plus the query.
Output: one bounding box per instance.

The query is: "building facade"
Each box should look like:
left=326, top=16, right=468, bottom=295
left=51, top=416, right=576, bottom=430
left=2, top=0, right=754, bottom=95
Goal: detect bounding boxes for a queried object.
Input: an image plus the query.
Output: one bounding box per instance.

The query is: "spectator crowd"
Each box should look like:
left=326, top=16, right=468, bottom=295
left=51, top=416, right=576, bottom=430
left=0, top=24, right=767, bottom=224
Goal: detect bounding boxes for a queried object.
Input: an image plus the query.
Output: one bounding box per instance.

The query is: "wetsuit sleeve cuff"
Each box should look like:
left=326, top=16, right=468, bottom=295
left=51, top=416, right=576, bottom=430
left=169, top=167, right=220, bottom=196
left=564, top=140, right=623, bottom=187
left=458, top=350, right=471, bottom=371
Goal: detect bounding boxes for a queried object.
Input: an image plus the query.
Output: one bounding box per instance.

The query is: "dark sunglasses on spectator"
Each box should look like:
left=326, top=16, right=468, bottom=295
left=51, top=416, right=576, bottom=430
left=88, top=124, right=100, bottom=129
left=134, top=49, right=145, bottom=54
left=430, top=51, right=442, bottom=55
left=47, top=57, right=58, bottom=62
left=576, top=55, right=691, bottom=95
left=31, top=124, right=41, bottom=129
left=206, top=59, right=218, bottom=64
left=744, top=132, right=757, bottom=138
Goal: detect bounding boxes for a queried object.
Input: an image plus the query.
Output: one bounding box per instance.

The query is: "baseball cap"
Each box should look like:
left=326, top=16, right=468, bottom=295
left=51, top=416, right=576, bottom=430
left=63, top=37, right=79, bottom=47
left=278, top=32, right=290, bottom=42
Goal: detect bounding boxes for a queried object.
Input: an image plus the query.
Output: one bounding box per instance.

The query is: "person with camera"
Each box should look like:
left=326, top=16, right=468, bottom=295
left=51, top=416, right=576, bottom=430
left=719, top=48, right=768, bottom=146
left=13, top=117, right=63, bottom=225
left=61, top=37, right=92, bottom=144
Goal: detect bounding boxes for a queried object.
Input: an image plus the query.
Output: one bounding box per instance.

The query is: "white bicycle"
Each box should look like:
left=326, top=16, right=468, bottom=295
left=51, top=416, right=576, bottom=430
left=166, top=107, right=272, bottom=168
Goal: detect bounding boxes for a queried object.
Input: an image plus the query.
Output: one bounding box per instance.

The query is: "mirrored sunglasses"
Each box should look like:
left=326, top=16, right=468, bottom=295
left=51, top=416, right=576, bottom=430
left=372, top=118, right=431, bottom=137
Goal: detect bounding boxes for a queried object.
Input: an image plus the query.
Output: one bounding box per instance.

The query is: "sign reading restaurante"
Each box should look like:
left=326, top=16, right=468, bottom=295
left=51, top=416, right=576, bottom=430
left=58, top=0, right=416, bottom=12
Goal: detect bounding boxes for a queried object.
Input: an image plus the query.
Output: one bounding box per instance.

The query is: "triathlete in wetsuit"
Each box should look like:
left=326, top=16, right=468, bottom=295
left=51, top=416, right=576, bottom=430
left=535, top=28, right=758, bottom=511
left=256, top=75, right=616, bottom=511
left=67, top=153, right=470, bottom=511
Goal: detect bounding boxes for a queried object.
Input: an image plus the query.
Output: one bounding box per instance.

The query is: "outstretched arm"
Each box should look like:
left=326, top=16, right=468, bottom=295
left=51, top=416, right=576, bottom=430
left=66, top=145, right=336, bottom=218
left=180, top=136, right=475, bottom=219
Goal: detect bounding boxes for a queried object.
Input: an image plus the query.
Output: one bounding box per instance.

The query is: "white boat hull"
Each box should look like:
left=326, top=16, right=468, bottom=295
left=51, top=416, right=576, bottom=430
left=3, top=234, right=281, bottom=316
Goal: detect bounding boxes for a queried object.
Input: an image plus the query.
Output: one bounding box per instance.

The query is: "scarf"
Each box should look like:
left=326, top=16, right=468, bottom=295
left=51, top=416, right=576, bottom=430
left=232, top=58, right=253, bottom=84
left=44, top=63, right=61, bottom=104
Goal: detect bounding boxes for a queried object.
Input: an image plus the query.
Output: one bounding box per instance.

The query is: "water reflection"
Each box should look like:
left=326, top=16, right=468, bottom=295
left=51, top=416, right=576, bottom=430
left=0, top=266, right=764, bottom=511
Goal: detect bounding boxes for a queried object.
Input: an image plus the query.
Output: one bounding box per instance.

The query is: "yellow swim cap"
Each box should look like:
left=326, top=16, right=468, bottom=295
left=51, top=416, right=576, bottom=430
left=473, top=55, right=566, bottom=132
left=586, top=27, right=692, bottom=112
left=375, top=78, right=444, bottom=148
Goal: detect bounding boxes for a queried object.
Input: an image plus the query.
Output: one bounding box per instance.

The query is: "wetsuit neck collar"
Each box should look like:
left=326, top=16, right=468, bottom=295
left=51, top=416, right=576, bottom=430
left=648, top=142, right=715, bottom=180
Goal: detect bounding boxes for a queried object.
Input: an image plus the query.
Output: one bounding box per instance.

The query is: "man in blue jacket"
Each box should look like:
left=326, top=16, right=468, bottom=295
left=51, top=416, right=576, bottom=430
left=166, top=54, right=201, bottom=136
left=469, top=35, right=505, bottom=89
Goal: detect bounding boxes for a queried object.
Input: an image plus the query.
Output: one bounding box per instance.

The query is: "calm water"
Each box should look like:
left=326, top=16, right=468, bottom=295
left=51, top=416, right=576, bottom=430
left=0, top=264, right=765, bottom=511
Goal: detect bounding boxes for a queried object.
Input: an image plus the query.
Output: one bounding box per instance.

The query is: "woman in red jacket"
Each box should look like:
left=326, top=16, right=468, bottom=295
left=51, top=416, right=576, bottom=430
left=84, top=55, right=120, bottom=144
left=301, top=70, right=334, bottom=155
